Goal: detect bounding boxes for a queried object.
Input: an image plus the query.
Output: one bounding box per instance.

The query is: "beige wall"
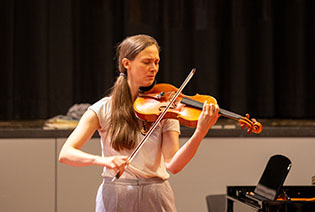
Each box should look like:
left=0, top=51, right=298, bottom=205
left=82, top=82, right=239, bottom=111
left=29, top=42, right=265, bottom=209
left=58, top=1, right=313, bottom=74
left=57, top=138, right=102, bottom=212
left=0, top=139, right=56, bottom=212
left=0, top=138, right=102, bottom=212
left=1, top=137, right=314, bottom=212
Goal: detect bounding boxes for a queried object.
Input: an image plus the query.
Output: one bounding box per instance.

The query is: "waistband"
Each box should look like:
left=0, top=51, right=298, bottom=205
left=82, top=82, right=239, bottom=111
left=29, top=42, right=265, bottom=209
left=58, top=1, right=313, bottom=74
left=103, top=177, right=166, bottom=186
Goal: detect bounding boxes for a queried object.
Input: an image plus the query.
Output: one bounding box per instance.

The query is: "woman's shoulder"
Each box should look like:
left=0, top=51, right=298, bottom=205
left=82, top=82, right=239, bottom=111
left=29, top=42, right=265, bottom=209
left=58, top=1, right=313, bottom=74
left=88, top=97, right=112, bottom=124
left=89, top=96, right=111, bottom=110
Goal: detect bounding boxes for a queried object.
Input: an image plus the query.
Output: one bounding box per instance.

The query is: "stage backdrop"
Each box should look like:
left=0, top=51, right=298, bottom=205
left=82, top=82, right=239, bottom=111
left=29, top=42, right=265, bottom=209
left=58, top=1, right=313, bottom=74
left=1, top=0, right=315, bottom=120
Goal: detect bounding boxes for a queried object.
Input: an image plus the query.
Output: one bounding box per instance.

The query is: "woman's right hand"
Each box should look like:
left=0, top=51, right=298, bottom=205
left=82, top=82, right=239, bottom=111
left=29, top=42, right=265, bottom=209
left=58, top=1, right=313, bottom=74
left=98, top=155, right=129, bottom=174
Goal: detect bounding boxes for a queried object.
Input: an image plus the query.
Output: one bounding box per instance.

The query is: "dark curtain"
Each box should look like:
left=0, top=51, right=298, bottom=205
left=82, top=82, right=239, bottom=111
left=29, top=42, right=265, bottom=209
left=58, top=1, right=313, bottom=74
left=1, top=0, right=315, bottom=120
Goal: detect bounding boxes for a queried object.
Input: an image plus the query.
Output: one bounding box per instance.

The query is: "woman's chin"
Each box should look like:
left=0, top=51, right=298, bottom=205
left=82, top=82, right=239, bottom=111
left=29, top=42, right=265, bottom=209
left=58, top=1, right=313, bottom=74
left=143, top=80, right=155, bottom=87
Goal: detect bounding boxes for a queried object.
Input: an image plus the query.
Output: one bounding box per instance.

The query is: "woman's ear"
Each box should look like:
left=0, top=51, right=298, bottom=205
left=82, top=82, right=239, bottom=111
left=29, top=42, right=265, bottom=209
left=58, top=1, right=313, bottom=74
left=122, top=58, right=130, bottom=70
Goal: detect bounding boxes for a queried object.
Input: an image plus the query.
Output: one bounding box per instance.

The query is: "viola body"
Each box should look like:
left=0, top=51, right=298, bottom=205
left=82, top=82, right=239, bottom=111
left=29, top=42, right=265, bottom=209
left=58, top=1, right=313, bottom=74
left=134, top=83, right=216, bottom=128
left=134, top=83, right=262, bottom=134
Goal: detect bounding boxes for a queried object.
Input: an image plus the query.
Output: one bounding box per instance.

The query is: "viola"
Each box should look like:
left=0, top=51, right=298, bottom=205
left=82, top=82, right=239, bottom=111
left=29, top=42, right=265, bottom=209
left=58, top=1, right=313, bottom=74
left=134, top=83, right=262, bottom=134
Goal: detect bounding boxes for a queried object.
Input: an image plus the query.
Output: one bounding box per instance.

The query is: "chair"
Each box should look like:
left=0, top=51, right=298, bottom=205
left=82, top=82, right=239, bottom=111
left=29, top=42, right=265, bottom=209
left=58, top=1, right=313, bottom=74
left=205, top=194, right=226, bottom=212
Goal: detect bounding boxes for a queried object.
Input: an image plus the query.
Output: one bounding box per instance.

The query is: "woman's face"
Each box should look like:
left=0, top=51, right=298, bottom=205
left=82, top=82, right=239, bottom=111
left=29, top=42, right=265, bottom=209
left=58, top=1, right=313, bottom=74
left=123, top=44, right=160, bottom=88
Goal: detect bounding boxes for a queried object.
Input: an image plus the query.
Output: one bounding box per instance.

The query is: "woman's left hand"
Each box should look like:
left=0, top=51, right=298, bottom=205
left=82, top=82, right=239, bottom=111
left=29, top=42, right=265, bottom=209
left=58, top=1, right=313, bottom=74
left=195, top=101, right=220, bottom=137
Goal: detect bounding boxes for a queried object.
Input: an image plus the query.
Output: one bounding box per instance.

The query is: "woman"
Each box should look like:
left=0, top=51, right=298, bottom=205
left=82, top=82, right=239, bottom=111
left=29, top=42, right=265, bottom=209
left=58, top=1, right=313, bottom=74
left=59, top=34, right=220, bottom=212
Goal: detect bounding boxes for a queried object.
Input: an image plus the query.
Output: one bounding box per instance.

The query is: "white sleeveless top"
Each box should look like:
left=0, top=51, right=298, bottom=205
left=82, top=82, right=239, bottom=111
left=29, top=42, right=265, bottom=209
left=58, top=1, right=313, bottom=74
left=89, top=97, right=180, bottom=180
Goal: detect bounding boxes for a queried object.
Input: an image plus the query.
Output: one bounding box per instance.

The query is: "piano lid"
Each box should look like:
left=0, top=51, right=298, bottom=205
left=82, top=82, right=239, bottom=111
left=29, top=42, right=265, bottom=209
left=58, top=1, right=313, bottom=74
left=254, top=154, right=292, bottom=200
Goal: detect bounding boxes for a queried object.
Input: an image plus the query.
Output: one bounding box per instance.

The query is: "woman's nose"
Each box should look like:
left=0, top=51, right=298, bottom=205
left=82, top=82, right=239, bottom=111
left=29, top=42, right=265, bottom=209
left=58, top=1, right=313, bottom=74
left=151, top=63, right=158, bottom=72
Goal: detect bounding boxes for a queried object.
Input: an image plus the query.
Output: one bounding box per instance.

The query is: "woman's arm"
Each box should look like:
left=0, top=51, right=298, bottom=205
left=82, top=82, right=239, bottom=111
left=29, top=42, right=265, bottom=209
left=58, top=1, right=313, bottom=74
left=58, top=109, right=128, bottom=173
left=162, top=102, right=220, bottom=174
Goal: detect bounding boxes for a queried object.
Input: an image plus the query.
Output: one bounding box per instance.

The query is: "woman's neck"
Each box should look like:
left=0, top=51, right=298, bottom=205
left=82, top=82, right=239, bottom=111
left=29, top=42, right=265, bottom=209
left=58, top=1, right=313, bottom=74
left=127, top=79, right=140, bottom=101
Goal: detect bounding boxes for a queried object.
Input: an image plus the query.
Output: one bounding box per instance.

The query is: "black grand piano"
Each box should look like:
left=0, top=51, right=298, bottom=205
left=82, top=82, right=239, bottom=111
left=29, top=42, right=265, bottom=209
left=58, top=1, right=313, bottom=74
left=227, top=185, right=315, bottom=211
left=226, top=155, right=315, bottom=212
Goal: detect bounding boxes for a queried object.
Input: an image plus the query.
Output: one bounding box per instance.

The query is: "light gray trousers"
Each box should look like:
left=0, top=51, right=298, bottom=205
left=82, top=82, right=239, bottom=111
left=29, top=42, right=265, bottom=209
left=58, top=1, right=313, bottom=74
left=95, top=177, right=177, bottom=212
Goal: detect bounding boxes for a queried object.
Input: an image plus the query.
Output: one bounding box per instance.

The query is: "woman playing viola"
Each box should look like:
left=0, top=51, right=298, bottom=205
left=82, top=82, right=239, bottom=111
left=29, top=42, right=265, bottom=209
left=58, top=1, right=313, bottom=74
left=58, top=34, right=220, bottom=212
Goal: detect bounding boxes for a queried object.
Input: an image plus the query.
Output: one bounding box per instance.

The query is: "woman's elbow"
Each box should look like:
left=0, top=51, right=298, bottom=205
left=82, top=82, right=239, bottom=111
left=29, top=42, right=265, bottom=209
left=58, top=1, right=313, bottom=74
left=58, top=154, right=66, bottom=163
left=58, top=153, right=66, bottom=163
left=58, top=148, right=69, bottom=164
left=166, top=164, right=183, bottom=175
